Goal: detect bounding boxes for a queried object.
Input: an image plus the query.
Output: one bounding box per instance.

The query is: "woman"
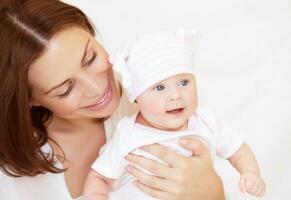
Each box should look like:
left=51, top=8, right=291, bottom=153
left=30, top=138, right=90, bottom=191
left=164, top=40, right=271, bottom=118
left=0, top=0, right=224, bottom=199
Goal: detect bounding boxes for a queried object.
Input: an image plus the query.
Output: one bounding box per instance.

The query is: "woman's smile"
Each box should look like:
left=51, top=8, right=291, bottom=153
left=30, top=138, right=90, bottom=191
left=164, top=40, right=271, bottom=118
left=81, top=81, right=113, bottom=111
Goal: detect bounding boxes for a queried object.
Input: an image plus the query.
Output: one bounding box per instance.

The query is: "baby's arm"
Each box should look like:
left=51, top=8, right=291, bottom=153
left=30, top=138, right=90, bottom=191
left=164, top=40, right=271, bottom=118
left=228, top=143, right=266, bottom=197
left=83, top=169, right=115, bottom=200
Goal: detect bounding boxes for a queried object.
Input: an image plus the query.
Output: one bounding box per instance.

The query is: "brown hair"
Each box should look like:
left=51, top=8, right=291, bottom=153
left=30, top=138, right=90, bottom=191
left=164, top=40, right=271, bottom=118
left=0, top=0, right=95, bottom=177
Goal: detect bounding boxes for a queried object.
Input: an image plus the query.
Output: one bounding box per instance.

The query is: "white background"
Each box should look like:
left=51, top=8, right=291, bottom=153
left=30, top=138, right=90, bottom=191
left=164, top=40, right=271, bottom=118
left=67, top=1, right=291, bottom=199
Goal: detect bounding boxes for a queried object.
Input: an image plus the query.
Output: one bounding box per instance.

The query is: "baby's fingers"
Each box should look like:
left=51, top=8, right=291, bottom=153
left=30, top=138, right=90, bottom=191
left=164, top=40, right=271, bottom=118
left=239, top=175, right=246, bottom=193
left=245, top=178, right=257, bottom=192
left=246, top=181, right=258, bottom=195
left=246, top=178, right=266, bottom=197
left=255, top=181, right=266, bottom=197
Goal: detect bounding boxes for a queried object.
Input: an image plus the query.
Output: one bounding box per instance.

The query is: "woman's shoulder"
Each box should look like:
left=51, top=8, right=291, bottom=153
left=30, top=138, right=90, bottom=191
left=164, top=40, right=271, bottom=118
left=0, top=168, right=71, bottom=200
left=0, top=143, right=72, bottom=200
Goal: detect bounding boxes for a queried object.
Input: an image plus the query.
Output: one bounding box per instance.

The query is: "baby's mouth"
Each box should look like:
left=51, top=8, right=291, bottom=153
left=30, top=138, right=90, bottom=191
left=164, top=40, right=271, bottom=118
left=166, top=108, right=185, bottom=114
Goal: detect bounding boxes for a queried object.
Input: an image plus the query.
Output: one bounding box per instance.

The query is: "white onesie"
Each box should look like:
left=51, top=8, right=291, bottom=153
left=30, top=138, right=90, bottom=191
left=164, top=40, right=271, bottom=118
left=92, top=104, right=243, bottom=200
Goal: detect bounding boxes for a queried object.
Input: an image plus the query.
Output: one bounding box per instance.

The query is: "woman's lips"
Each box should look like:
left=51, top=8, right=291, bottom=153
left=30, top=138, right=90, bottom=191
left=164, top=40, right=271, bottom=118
left=82, top=83, right=113, bottom=111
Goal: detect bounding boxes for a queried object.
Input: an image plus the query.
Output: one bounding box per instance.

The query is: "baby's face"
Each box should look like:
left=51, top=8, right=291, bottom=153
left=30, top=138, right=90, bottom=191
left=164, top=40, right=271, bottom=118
left=136, top=73, right=197, bottom=131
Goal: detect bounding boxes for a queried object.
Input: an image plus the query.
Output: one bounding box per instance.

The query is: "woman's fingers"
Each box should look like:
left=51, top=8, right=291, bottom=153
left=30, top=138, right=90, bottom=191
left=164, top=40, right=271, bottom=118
left=133, top=181, right=175, bottom=200
left=125, top=152, right=175, bottom=179
left=140, top=143, right=188, bottom=168
left=179, top=136, right=210, bottom=159
left=134, top=137, right=211, bottom=171
left=124, top=140, right=224, bottom=200
left=125, top=164, right=178, bottom=194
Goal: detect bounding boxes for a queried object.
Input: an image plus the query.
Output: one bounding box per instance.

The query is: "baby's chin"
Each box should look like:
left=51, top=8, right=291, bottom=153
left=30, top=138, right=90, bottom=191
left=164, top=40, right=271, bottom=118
left=155, top=121, right=188, bottom=131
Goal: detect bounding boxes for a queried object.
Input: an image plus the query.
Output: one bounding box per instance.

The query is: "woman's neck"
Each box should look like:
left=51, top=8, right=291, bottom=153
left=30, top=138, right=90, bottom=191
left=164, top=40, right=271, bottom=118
left=47, top=115, right=106, bottom=157
left=47, top=116, right=106, bottom=199
left=48, top=115, right=103, bottom=134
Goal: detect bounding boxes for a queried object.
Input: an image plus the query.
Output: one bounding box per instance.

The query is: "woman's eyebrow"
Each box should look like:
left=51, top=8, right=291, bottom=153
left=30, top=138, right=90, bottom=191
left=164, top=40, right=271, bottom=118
left=44, top=38, right=91, bottom=95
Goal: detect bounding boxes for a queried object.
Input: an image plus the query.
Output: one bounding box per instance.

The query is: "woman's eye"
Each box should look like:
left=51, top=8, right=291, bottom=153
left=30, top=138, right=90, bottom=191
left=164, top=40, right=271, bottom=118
left=155, top=84, right=165, bottom=91
left=86, top=51, right=97, bottom=66
left=58, top=81, right=74, bottom=98
left=180, top=80, right=189, bottom=87
left=58, top=87, right=72, bottom=98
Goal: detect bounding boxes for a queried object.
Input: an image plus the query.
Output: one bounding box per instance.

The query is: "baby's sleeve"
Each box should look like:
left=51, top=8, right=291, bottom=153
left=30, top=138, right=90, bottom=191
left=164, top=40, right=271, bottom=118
left=215, top=117, right=244, bottom=159
left=91, top=120, right=127, bottom=179
left=196, top=104, right=244, bottom=159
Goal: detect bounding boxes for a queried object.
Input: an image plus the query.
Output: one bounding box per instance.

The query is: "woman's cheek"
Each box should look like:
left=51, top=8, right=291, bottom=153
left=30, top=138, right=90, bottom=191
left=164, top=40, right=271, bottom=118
left=49, top=95, right=81, bottom=117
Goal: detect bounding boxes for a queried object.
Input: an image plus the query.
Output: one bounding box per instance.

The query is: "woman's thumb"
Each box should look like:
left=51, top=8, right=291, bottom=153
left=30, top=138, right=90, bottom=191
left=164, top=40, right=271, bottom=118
left=179, top=137, right=210, bottom=158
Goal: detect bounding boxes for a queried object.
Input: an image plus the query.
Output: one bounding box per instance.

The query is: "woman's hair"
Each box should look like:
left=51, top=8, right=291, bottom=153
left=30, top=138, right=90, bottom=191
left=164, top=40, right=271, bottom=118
left=0, top=0, right=95, bottom=177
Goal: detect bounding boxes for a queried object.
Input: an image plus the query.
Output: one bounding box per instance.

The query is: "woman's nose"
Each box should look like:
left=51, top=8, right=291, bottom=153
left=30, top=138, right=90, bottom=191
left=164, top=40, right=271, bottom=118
left=80, top=74, right=103, bottom=99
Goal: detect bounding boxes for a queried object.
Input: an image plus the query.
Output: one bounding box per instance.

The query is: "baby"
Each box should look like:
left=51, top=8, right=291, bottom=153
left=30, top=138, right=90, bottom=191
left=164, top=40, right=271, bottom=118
left=83, top=30, right=266, bottom=200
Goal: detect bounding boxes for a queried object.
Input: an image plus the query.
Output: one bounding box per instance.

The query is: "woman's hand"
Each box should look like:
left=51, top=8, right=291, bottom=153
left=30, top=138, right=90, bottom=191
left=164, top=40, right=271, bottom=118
left=125, top=137, right=225, bottom=200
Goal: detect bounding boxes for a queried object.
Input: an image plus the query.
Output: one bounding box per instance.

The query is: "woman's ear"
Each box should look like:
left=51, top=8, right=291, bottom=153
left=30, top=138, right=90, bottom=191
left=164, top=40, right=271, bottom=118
left=29, top=98, right=41, bottom=107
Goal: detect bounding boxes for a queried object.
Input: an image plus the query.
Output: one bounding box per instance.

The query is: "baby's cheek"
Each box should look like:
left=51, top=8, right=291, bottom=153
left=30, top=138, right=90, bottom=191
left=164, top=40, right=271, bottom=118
left=144, top=101, right=164, bottom=116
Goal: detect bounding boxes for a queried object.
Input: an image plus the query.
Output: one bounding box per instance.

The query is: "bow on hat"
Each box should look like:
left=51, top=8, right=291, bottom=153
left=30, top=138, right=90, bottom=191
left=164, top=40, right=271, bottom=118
left=175, top=29, right=199, bottom=40
left=112, top=39, right=134, bottom=90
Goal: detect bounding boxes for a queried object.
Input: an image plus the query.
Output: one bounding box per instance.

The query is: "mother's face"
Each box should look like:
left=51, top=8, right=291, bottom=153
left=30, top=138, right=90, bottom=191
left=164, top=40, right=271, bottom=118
left=28, top=26, right=120, bottom=119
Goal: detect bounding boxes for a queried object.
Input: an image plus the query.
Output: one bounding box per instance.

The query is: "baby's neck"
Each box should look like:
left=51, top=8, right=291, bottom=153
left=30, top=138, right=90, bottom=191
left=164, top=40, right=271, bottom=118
left=135, top=112, right=188, bottom=132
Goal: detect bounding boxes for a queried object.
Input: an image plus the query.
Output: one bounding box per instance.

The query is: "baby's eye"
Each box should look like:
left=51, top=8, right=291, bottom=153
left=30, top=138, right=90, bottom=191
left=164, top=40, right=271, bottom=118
left=180, top=79, right=189, bottom=87
left=155, top=84, right=165, bottom=91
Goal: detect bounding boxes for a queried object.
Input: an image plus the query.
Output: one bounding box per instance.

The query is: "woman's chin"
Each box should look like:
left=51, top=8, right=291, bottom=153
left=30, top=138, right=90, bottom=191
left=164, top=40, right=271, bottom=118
left=100, top=94, right=120, bottom=118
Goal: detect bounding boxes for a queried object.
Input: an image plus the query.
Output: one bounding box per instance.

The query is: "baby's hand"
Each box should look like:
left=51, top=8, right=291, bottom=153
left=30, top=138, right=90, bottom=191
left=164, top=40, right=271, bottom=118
left=239, top=172, right=266, bottom=197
